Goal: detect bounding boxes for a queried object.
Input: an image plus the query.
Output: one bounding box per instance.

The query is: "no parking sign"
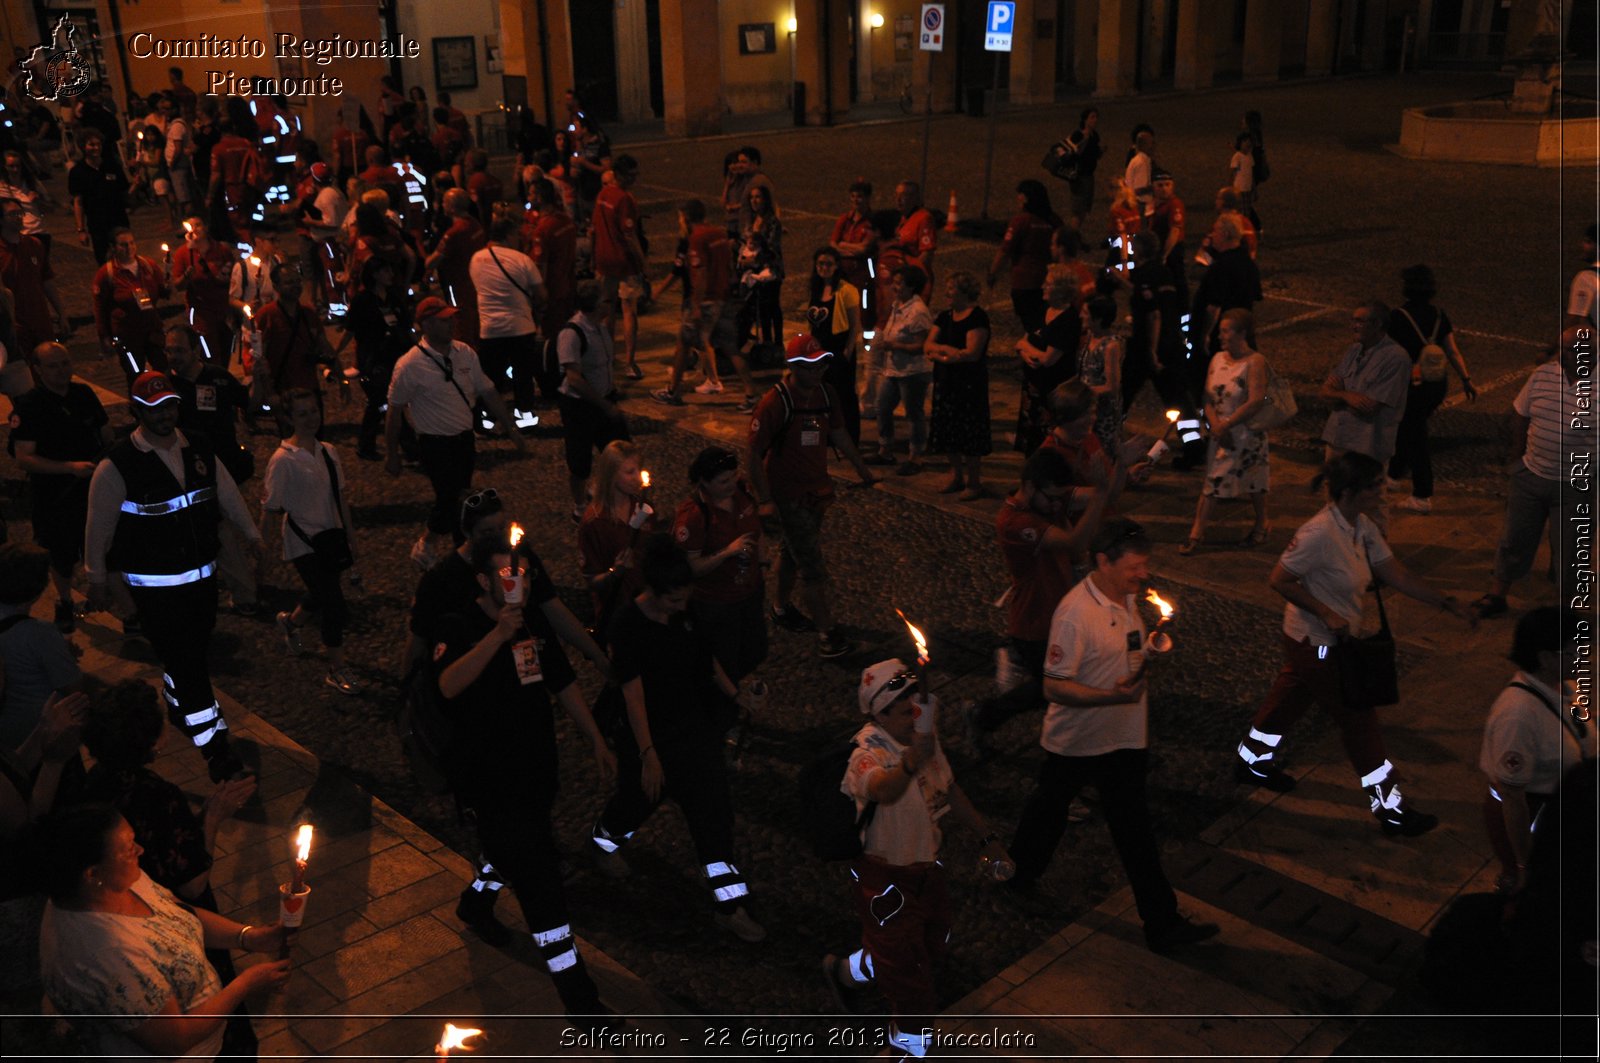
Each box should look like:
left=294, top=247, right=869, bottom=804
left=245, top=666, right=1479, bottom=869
left=919, top=4, right=944, bottom=51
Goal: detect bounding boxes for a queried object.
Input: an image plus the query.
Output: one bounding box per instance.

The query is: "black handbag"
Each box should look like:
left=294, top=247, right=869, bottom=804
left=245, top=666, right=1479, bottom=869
left=1333, top=584, right=1399, bottom=707
left=285, top=445, right=354, bottom=571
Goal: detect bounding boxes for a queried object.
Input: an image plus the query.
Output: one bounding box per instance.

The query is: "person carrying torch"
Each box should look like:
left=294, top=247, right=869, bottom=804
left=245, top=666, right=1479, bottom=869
left=821, top=645, right=1013, bottom=1059
left=1006, top=518, right=1220, bottom=954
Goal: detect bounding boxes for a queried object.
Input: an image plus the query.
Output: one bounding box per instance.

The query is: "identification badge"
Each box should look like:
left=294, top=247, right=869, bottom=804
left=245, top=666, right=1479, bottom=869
left=134, top=288, right=154, bottom=311
left=511, top=637, right=543, bottom=685
left=382, top=311, right=397, bottom=328
left=195, top=385, right=217, bottom=412
left=800, top=430, right=821, bottom=447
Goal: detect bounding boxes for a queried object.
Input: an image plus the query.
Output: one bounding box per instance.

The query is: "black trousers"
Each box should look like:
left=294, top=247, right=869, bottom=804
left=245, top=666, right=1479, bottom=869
left=416, top=431, right=475, bottom=537
left=466, top=781, right=602, bottom=1013
left=822, top=353, right=861, bottom=448
left=597, top=729, right=747, bottom=910
left=129, top=575, right=226, bottom=757
left=1388, top=378, right=1448, bottom=499
left=1009, top=747, right=1179, bottom=928
left=476, top=333, right=540, bottom=412
left=291, top=552, right=347, bottom=649
left=972, top=637, right=1046, bottom=732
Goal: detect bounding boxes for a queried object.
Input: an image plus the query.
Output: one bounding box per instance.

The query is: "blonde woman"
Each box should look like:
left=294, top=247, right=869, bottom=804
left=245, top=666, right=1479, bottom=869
left=1180, top=308, right=1269, bottom=554
left=579, top=440, right=660, bottom=631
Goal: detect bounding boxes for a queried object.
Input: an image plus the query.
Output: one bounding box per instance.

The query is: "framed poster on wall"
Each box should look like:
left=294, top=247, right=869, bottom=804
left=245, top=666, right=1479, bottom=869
left=738, top=23, right=776, bottom=55
left=433, top=36, right=477, bottom=91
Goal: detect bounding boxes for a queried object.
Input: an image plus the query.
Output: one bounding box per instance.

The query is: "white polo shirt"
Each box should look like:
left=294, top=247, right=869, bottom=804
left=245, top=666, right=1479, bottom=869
left=1479, top=671, right=1588, bottom=795
left=470, top=244, right=542, bottom=339
left=1278, top=503, right=1393, bottom=646
left=1040, top=576, right=1148, bottom=757
left=387, top=339, right=492, bottom=436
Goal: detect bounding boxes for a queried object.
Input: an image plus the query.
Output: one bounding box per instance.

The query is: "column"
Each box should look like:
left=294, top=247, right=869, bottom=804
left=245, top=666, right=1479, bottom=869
left=659, top=0, right=723, bottom=136
left=1093, top=0, right=1139, bottom=97
left=499, top=0, right=575, bottom=129
left=1303, top=0, right=1338, bottom=76
left=1241, top=0, right=1283, bottom=81
left=1141, top=0, right=1172, bottom=85
left=1073, top=0, right=1098, bottom=87
left=1007, top=0, right=1059, bottom=105
left=613, top=0, right=652, bottom=122
left=1173, top=0, right=1216, bottom=91
left=792, top=0, right=853, bottom=125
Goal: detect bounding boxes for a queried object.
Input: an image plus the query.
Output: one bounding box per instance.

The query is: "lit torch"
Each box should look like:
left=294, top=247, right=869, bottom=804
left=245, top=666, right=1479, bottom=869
left=279, top=824, right=313, bottom=958
left=896, top=609, right=934, bottom=733
left=436, top=1023, right=484, bottom=1060
left=500, top=524, right=525, bottom=602
left=640, top=469, right=651, bottom=491
left=1144, top=588, right=1175, bottom=654
left=1147, top=410, right=1180, bottom=464
left=159, top=242, right=170, bottom=268
left=182, top=219, right=193, bottom=234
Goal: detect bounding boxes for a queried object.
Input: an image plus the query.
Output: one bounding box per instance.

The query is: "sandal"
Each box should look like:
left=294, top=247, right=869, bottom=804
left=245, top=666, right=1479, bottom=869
left=1470, top=593, right=1508, bottom=620
left=1240, top=525, right=1271, bottom=547
left=1177, top=538, right=1201, bottom=557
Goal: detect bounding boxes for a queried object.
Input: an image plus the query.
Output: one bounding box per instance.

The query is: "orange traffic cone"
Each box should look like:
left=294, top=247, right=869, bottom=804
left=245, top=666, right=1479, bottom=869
left=944, top=190, right=959, bottom=232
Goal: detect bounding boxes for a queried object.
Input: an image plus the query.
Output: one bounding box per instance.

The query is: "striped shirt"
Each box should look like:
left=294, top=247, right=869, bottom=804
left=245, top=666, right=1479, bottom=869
left=1514, top=362, right=1590, bottom=480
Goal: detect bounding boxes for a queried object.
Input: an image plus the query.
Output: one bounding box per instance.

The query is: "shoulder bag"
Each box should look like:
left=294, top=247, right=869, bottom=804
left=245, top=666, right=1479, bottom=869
left=1333, top=582, right=1399, bottom=708
left=1395, top=307, right=1448, bottom=383
left=1246, top=358, right=1298, bottom=431
left=285, top=444, right=354, bottom=570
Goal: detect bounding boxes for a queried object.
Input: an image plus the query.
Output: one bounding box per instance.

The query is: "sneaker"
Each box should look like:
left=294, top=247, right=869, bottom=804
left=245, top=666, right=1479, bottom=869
left=409, top=535, right=437, bottom=571
left=714, top=905, right=767, bottom=943
left=896, top=460, right=921, bottom=477
left=1233, top=758, right=1297, bottom=793
left=651, top=388, right=684, bottom=406
left=1397, top=495, right=1432, bottom=514
left=1144, top=913, right=1221, bottom=955
left=53, top=602, right=75, bottom=634
left=694, top=379, right=724, bottom=395
left=590, top=841, right=631, bottom=880
left=455, top=887, right=513, bottom=947
left=736, top=395, right=760, bottom=414
left=817, top=629, right=855, bottom=659
left=276, top=612, right=305, bottom=656
left=822, top=953, right=870, bottom=1013
left=768, top=603, right=816, bottom=633
left=324, top=670, right=361, bottom=695
left=1377, top=805, right=1440, bottom=838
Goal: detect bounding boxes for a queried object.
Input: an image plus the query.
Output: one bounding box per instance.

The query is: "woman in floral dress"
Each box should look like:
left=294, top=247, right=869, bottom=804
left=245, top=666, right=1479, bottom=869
left=1180, top=308, right=1270, bottom=554
left=1077, top=294, right=1124, bottom=456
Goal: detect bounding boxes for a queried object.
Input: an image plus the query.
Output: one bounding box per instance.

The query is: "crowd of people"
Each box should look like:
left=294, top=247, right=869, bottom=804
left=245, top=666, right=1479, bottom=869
left=0, top=75, right=1592, bottom=1060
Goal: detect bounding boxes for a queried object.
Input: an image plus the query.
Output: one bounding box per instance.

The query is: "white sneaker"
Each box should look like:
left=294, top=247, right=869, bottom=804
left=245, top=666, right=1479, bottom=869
left=1397, top=496, right=1432, bottom=514
left=714, top=905, right=767, bottom=943
left=409, top=535, right=437, bottom=570
left=276, top=612, right=304, bottom=656
left=694, top=379, right=724, bottom=395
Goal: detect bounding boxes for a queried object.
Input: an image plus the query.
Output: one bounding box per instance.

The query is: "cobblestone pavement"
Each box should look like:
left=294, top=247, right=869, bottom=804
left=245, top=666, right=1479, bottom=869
left=0, top=68, right=1582, bottom=1028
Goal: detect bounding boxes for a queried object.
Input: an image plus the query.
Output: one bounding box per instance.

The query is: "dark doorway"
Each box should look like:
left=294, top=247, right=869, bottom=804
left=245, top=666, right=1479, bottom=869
left=646, top=0, right=664, bottom=117
left=568, top=2, right=620, bottom=123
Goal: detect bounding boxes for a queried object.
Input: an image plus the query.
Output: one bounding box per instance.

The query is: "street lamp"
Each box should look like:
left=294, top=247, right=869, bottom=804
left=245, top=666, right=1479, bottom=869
left=866, top=11, right=883, bottom=102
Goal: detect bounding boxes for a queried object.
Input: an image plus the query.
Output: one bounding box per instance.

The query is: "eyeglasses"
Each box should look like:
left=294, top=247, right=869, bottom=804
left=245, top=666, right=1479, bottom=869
left=872, top=671, right=918, bottom=714
left=463, top=488, right=499, bottom=510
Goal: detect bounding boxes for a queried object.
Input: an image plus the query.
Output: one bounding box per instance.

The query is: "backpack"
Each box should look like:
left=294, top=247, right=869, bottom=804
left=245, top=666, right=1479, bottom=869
left=395, top=659, right=455, bottom=795
left=1395, top=308, right=1448, bottom=383
left=797, top=734, right=878, bottom=861
left=767, top=379, right=832, bottom=456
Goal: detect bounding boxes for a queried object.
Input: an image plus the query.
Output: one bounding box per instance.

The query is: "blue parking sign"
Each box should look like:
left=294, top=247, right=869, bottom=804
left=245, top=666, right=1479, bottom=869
left=985, top=0, right=1015, bottom=52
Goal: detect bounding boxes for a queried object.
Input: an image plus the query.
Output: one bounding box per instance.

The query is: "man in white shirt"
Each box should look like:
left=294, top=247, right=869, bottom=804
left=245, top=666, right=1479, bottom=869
left=158, top=96, right=195, bottom=214
left=386, top=297, right=524, bottom=567
left=1007, top=518, right=1218, bottom=954
left=1319, top=302, right=1411, bottom=466
left=469, top=214, right=546, bottom=416
left=1474, top=326, right=1594, bottom=618
left=1565, top=223, right=1598, bottom=329
left=557, top=280, right=629, bottom=519
left=1123, top=126, right=1155, bottom=213
left=84, top=372, right=261, bottom=782
left=821, top=659, right=1006, bottom=1057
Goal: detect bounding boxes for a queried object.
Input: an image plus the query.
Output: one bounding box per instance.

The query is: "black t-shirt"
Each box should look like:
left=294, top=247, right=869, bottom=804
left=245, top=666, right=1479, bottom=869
left=435, top=598, right=575, bottom=784
left=8, top=382, right=108, bottom=502
left=606, top=598, right=722, bottom=747
left=1132, top=263, right=1183, bottom=357
left=1193, top=247, right=1262, bottom=315
left=66, top=161, right=130, bottom=230
left=410, top=547, right=558, bottom=641
left=172, top=366, right=248, bottom=457
left=1387, top=302, right=1454, bottom=363
left=1022, top=307, right=1080, bottom=398
left=932, top=306, right=991, bottom=384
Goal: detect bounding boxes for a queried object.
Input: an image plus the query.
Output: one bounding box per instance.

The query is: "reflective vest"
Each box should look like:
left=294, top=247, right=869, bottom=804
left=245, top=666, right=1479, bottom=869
left=107, top=437, right=222, bottom=586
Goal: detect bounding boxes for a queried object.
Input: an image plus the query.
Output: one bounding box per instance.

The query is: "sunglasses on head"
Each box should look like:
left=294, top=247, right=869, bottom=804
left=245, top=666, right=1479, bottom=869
left=872, top=671, right=919, bottom=714
left=463, top=488, right=499, bottom=509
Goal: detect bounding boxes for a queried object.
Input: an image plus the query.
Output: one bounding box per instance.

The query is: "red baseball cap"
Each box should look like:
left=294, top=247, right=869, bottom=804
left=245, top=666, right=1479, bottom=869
left=785, top=333, right=832, bottom=364
left=130, top=371, right=180, bottom=407
left=415, top=296, right=459, bottom=322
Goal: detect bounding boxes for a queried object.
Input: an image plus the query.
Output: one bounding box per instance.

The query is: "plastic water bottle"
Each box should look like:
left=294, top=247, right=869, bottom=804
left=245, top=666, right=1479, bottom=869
left=979, top=852, right=1016, bottom=882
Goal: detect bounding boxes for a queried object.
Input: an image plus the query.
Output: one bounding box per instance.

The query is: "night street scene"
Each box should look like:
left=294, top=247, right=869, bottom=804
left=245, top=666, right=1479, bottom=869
left=0, top=0, right=1594, bottom=1059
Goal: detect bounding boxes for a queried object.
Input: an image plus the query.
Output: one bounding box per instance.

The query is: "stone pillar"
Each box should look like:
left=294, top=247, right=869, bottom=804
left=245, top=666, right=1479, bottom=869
left=1141, top=0, right=1172, bottom=85
left=1304, top=0, right=1339, bottom=76
left=1173, top=0, right=1216, bottom=90
left=1073, top=0, right=1098, bottom=87
left=659, top=0, right=723, bottom=136
left=1094, top=0, right=1139, bottom=97
left=792, top=0, right=852, bottom=125
left=1241, top=0, right=1283, bottom=81
left=614, top=0, right=652, bottom=122
left=499, top=0, right=575, bottom=129
left=1008, top=0, right=1059, bottom=105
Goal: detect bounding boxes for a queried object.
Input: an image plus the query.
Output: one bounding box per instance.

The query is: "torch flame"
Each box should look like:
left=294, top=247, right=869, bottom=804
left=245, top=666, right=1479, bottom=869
left=1144, top=588, right=1175, bottom=621
left=895, top=608, right=929, bottom=666
left=640, top=469, right=651, bottom=489
left=250, top=256, right=262, bottom=268
left=437, top=1024, right=484, bottom=1053
left=508, top=523, right=524, bottom=549
left=182, top=220, right=194, bottom=233
left=293, top=824, right=313, bottom=863
left=159, top=243, right=169, bottom=254
left=1165, top=409, right=1180, bottom=423
left=242, top=305, right=253, bottom=319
